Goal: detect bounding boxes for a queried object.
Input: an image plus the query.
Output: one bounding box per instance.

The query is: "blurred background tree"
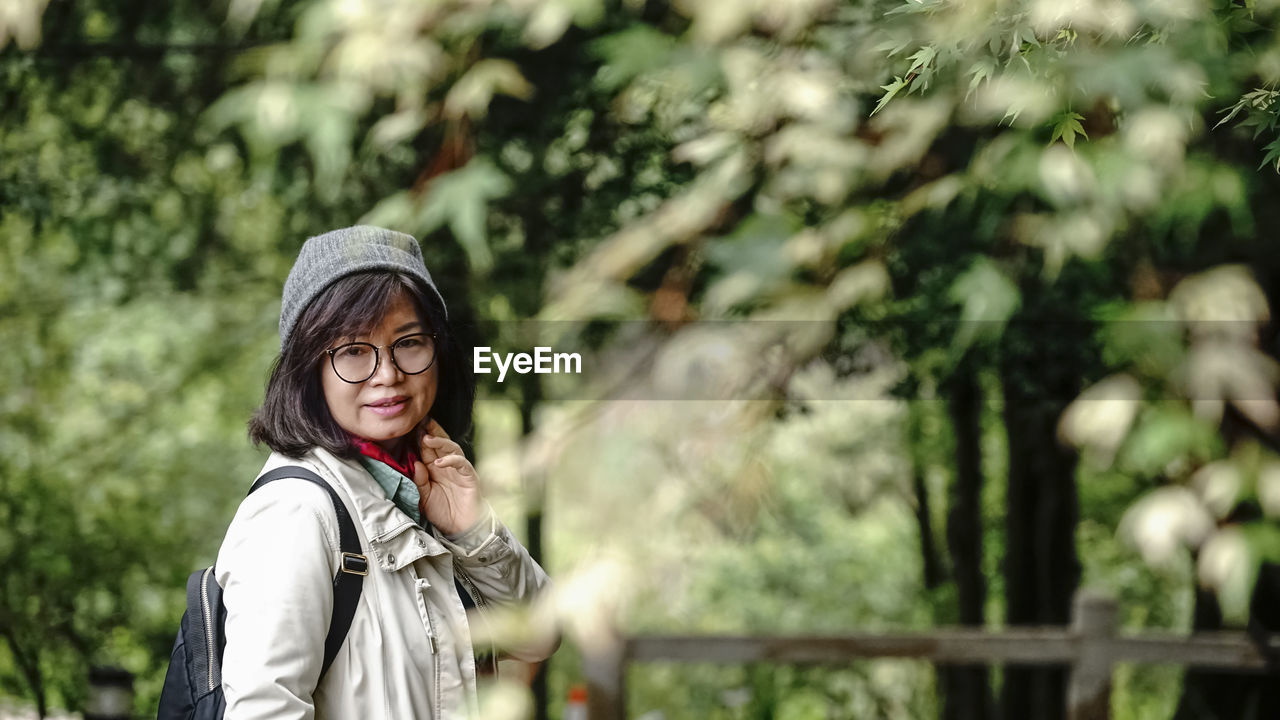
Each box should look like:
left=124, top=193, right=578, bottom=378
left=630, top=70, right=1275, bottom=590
left=5, top=0, right=1280, bottom=719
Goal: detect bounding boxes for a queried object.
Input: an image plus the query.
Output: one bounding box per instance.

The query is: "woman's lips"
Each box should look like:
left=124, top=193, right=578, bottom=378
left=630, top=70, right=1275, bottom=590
left=365, top=397, right=409, bottom=416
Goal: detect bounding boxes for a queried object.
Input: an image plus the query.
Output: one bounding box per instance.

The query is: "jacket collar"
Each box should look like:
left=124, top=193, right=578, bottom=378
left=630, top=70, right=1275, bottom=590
left=306, top=447, right=451, bottom=573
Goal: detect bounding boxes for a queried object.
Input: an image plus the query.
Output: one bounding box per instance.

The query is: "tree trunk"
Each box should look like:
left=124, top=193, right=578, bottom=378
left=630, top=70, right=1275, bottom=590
left=1172, top=586, right=1240, bottom=720
left=2, top=630, right=46, bottom=720
left=1173, top=554, right=1280, bottom=718
left=908, top=403, right=946, bottom=591
left=520, top=374, right=550, bottom=720
left=940, top=363, right=996, bottom=720
left=915, top=466, right=945, bottom=591
left=1000, top=340, right=1083, bottom=720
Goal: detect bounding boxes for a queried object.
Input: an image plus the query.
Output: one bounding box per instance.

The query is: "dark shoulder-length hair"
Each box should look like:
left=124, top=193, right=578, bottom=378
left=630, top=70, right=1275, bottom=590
left=248, top=271, right=474, bottom=459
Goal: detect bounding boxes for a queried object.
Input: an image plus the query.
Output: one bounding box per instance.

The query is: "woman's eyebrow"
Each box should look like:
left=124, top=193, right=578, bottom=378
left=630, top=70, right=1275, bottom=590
left=394, top=320, right=422, bottom=333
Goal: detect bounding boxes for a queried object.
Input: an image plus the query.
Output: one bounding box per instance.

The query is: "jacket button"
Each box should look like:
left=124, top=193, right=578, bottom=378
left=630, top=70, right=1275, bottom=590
left=478, top=555, right=488, bottom=563
left=387, top=553, right=396, bottom=564
left=417, top=537, right=426, bottom=548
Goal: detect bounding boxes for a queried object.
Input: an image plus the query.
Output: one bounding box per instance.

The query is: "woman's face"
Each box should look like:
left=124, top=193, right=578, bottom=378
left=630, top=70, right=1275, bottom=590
left=320, top=292, right=438, bottom=451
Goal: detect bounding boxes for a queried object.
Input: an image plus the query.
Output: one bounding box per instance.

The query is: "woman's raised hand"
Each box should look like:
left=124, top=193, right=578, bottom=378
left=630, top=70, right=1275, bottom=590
left=412, top=418, right=483, bottom=536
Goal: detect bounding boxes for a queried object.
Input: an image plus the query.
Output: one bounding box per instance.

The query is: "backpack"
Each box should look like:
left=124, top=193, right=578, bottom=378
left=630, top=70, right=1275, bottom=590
left=156, top=466, right=368, bottom=720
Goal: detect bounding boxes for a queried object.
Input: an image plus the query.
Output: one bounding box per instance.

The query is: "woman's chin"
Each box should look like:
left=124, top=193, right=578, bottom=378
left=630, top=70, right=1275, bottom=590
left=362, top=419, right=422, bottom=447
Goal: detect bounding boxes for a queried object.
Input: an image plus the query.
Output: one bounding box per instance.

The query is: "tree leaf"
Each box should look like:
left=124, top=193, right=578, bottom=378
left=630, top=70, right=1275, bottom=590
left=1260, top=136, right=1280, bottom=173
left=966, top=58, right=996, bottom=99
left=907, top=45, right=936, bottom=75
left=444, top=60, right=534, bottom=120
left=1119, top=406, right=1222, bottom=477
left=1049, top=111, right=1088, bottom=149
left=371, top=159, right=513, bottom=273
left=871, top=76, right=907, bottom=116
left=590, top=25, right=678, bottom=91
left=947, top=258, right=1021, bottom=356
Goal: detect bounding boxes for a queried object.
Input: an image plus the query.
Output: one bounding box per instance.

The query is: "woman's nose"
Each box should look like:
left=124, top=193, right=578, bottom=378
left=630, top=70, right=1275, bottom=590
left=369, top=349, right=403, bottom=384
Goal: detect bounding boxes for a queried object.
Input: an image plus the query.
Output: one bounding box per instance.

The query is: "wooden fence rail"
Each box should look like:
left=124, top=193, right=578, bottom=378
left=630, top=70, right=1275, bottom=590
left=581, top=590, right=1279, bottom=720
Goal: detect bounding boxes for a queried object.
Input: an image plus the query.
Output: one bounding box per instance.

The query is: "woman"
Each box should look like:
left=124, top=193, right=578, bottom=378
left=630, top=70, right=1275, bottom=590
left=217, top=225, right=554, bottom=719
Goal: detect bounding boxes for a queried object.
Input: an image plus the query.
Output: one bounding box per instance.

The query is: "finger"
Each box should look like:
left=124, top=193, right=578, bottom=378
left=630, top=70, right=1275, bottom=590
left=417, top=431, right=444, bottom=462
left=430, top=453, right=475, bottom=476
left=411, top=460, right=433, bottom=488
left=425, top=417, right=451, bottom=441
left=421, top=435, right=463, bottom=456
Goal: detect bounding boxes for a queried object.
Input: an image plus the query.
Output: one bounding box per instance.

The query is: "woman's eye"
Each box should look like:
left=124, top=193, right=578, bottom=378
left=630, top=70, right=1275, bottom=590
left=340, top=345, right=369, bottom=358
left=396, top=337, right=424, bottom=349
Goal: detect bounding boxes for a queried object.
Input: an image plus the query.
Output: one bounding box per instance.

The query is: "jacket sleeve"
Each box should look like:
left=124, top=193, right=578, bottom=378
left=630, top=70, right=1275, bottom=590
left=437, top=502, right=559, bottom=661
left=216, top=480, right=339, bottom=720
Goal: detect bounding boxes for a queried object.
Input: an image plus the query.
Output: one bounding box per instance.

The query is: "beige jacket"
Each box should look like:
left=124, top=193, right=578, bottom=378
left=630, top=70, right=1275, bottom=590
left=215, top=447, right=552, bottom=720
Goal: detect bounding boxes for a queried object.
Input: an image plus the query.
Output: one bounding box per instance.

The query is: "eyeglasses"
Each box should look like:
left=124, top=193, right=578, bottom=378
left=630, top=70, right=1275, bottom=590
left=325, top=333, right=438, bottom=384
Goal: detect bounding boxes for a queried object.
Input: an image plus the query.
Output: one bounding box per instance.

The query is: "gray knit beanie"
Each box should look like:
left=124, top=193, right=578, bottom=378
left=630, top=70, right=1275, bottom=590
left=279, top=225, right=447, bottom=348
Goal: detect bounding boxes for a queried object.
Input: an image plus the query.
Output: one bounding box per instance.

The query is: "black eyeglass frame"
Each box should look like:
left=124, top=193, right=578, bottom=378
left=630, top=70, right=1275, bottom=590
left=324, top=332, right=439, bottom=384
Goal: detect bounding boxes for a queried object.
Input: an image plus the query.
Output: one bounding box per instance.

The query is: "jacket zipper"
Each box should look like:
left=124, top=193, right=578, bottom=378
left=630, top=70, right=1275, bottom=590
left=425, top=607, right=440, bottom=655
left=454, top=568, right=499, bottom=675
left=455, top=568, right=483, bottom=607
left=424, top=603, right=441, bottom=716
left=414, top=578, right=439, bottom=654
left=455, top=568, right=487, bottom=612
left=413, top=574, right=442, bottom=719
left=200, top=567, right=216, bottom=693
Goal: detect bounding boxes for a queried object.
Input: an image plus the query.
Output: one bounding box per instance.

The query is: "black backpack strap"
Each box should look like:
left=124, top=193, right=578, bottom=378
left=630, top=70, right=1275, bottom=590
left=249, top=466, right=367, bottom=677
